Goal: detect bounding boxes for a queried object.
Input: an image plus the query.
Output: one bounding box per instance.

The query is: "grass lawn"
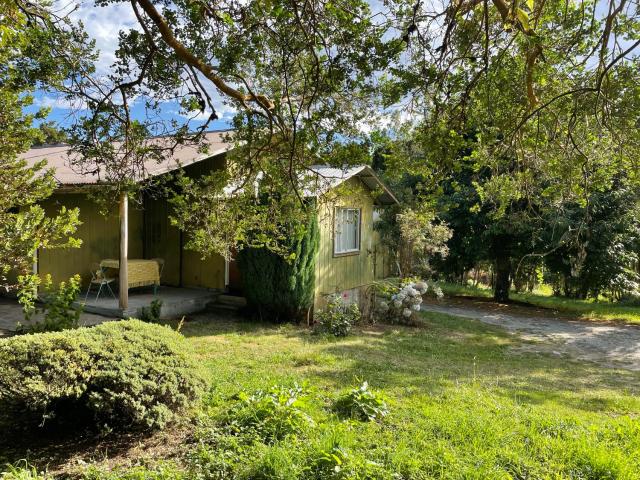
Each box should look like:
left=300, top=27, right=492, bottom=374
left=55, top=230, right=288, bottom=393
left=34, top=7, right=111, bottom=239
left=4, top=312, right=640, bottom=479
left=439, top=282, right=640, bottom=325
left=163, top=314, right=640, bottom=477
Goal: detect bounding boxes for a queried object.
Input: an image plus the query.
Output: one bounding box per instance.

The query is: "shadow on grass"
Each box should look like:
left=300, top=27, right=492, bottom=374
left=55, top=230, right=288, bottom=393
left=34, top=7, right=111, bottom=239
left=0, top=424, right=192, bottom=476
left=180, top=309, right=640, bottom=415
left=300, top=313, right=640, bottom=414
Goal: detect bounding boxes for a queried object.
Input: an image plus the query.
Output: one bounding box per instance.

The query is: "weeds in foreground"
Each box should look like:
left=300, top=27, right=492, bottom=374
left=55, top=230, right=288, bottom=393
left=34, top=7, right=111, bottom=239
left=332, top=382, right=388, bottom=422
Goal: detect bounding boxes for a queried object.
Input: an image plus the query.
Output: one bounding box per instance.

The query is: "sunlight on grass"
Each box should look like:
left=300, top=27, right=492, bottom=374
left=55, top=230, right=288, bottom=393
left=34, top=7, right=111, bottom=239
left=178, top=313, right=640, bottom=479
left=439, top=282, right=640, bottom=324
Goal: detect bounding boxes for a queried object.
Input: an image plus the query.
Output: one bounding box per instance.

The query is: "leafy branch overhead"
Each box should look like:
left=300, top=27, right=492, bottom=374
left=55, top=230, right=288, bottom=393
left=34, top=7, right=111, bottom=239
left=0, top=0, right=88, bottom=291
left=67, top=0, right=397, bottom=186
left=2, top=0, right=639, bottom=288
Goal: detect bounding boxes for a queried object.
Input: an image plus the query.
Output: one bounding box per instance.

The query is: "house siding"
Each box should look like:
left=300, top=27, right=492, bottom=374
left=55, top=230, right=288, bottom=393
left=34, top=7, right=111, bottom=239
left=176, top=153, right=226, bottom=290
left=36, top=153, right=228, bottom=291
left=38, top=193, right=144, bottom=286
left=14, top=154, right=392, bottom=299
left=143, top=196, right=224, bottom=290
left=314, top=177, right=390, bottom=306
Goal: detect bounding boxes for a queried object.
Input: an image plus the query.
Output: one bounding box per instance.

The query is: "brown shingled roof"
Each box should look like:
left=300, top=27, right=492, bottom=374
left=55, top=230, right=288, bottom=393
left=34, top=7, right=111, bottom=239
left=18, top=130, right=234, bottom=186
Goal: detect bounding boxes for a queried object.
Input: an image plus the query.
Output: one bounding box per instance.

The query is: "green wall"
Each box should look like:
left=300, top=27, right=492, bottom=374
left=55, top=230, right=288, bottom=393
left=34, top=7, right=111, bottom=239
left=314, top=177, right=391, bottom=305
left=37, top=153, right=228, bottom=291
left=38, top=193, right=144, bottom=286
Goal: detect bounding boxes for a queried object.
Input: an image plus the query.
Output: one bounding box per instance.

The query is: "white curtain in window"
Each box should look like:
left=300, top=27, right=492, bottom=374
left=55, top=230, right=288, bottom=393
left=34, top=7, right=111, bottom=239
left=335, top=208, right=360, bottom=253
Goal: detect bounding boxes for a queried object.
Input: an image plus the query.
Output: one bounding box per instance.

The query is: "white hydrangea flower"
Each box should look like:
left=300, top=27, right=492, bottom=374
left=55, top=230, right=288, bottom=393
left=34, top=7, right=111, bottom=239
left=379, top=301, right=389, bottom=311
left=411, top=303, right=421, bottom=311
left=411, top=296, right=422, bottom=305
left=415, top=281, right=428, bottom=293
left=393, top=300, right=403, bottom=308
left=396, top=292, right=407, bottom=301
left=402, top=308, right=412, bottom=317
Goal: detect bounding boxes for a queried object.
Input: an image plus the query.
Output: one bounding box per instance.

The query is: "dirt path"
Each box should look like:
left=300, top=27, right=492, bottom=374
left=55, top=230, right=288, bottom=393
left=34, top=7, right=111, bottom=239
left=422, top=300, right=640, bottom=371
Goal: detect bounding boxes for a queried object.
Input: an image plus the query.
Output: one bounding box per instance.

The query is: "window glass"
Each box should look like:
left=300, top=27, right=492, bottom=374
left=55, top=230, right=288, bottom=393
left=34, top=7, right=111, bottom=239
left=335, top=208, right=360, bottom=254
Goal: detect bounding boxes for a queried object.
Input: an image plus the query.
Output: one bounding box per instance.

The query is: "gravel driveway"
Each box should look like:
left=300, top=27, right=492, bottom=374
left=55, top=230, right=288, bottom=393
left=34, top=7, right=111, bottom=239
left=423, top=301, right=640, bottom=371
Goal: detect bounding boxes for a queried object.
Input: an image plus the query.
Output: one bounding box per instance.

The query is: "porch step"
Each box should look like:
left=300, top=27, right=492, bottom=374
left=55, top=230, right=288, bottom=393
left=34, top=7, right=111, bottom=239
left=207, top=294, right=247, bottom=313
left=217, top=295, right=247, bottom=307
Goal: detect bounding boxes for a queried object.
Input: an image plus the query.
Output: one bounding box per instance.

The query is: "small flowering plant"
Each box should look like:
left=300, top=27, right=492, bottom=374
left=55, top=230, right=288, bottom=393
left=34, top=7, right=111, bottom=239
left=370, top=277, right=442, bottom=325
left=315, top=293, right=361, bottom=337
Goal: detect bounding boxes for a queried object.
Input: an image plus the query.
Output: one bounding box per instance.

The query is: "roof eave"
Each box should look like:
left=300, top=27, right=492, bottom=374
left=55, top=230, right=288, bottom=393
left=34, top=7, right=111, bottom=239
left=356, top=166, right=400, bottom=205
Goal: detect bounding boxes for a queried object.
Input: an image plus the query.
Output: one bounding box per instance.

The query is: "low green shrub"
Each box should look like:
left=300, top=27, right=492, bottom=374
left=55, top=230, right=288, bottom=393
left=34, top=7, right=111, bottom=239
left=16, top=274, right=83, bottom=333
left=306, top=445, right=350, bottom=478
left=315, top=295, right=361, bottom=337
left=222, top=384, right=313, bottom=442
left=140, top=299, right=163, bottom=323
left=238, top=212, right=318, bottom=323
left=333, top=382, right=388, bottom=422
left=0, top=320, right=206, bottom=432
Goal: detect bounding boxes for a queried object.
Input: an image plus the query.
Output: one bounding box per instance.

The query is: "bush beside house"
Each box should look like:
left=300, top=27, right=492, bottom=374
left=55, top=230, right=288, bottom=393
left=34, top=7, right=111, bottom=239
left=0, top=320, right=205, bottom=432
left=238, top=212, right=319, bottom=323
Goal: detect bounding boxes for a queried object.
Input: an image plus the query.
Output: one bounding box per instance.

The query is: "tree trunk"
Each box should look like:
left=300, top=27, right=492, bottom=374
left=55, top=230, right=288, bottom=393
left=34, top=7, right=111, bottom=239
left=493, top=255, right=511, bottom=302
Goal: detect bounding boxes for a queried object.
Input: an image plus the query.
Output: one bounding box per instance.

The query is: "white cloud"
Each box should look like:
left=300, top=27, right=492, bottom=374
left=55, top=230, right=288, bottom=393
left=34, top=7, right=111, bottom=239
left=167, top=91, right=238, bottom=122
left=172, top=100, right=238, bottom=121
left=58, top=1, right=138, bottom=73
left=34, top=94, right=87, bottom=110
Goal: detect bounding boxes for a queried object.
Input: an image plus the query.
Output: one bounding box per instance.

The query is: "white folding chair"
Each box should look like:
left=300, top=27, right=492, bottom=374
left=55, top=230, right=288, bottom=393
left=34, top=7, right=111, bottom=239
left=84, top=262, right=117, bottom=302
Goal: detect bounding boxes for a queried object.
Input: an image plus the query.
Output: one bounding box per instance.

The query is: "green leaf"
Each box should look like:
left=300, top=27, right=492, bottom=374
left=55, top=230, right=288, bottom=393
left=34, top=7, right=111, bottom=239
left=516, top=8, right=530, bottom=31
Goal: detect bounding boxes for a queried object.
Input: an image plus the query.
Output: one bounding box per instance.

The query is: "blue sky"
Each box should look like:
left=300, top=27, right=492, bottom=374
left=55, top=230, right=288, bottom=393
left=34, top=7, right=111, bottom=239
left=30, top=0, right=236, bottom=132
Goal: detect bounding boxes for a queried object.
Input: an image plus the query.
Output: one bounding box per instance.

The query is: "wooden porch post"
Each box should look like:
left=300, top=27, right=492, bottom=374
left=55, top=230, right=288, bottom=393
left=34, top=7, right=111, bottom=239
left=119, top=191, right=129, bottom=310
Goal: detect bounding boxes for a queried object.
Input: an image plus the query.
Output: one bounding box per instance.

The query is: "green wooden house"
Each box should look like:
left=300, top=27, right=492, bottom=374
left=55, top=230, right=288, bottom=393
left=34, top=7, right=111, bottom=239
left=16, top=131, right=398, bottom=318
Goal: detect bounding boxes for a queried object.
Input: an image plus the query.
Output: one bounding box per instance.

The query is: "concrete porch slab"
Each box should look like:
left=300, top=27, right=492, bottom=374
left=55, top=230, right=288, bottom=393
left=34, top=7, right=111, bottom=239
left=79, top=286, right=220, bottom=319
left=0, top=298, right=113, bottom=336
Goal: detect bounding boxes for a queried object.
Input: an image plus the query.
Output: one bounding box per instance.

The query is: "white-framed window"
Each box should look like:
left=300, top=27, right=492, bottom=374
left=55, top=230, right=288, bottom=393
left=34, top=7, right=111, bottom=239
left=334, top=207, right=361, bottom=255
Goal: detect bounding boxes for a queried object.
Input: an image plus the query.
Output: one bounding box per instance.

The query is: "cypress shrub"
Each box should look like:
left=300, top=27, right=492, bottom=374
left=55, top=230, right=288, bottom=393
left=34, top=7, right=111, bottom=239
left=0, top=319, right=206, bottom=433
left=238, top=211, right=319, bottom=322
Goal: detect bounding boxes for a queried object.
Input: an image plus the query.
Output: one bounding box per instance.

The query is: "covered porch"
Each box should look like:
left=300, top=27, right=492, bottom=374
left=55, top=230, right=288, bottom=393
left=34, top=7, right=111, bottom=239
left=28, top=140, right=231, bottom=316
left=72, top=192, right=224, bottom=319
left=80, top=285, right=220, bottom=319
left=33, top=189, right=228, bottom=319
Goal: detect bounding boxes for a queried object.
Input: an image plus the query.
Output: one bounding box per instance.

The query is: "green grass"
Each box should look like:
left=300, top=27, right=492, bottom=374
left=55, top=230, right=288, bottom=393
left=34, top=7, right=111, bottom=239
left=439, top=282, right=640, bottom=324
left=5, top=313, right=640, bottom=479
left=172, top=313, right=640, bottom=479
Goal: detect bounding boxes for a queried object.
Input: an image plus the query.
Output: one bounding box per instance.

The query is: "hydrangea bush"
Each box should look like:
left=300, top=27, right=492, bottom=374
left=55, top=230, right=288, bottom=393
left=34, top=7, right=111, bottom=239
left=367, top=278, right=442, bottom=325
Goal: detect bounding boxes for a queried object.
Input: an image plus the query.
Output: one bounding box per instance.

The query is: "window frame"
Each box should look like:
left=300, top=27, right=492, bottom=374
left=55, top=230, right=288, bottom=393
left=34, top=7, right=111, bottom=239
left=333, top=207, right=362, bottom=256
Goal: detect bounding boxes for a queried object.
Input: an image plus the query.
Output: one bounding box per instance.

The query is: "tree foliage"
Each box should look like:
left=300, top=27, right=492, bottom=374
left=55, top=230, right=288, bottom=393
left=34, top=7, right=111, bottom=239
left=543, top=184, right=640, bottom=299
left=379, top=0, right=640, bottom=300
left=5, top=0, right=640, bottom=303
left=62, top=0, right=401, bottom=257
left=0, top=0, right=91, bottom=292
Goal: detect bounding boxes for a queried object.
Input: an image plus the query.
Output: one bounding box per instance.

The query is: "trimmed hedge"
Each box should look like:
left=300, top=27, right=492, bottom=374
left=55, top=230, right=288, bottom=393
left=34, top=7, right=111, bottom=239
left=0, top=319, right=206, bottom=432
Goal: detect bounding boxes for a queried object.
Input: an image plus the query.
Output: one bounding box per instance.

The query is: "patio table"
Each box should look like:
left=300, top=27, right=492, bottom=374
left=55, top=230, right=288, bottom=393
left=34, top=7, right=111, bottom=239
left=99, top=259, right=160, bottom=290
